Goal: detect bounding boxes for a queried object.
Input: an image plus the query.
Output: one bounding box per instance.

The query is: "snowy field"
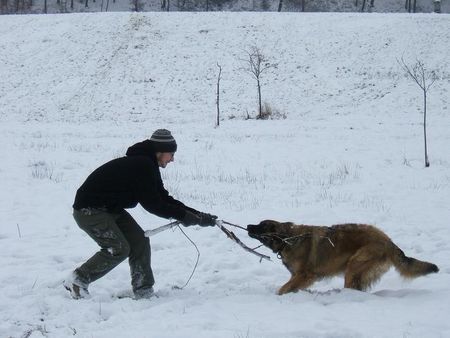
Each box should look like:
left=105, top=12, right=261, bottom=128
left=0, top=12, right=449, bottom=338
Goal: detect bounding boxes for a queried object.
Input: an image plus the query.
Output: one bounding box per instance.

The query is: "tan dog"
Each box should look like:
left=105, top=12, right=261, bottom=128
left=247, top=220, right=439, bottom=295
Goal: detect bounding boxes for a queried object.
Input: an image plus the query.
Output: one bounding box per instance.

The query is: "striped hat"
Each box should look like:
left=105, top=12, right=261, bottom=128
left=149, top=129, right=177, bottom=153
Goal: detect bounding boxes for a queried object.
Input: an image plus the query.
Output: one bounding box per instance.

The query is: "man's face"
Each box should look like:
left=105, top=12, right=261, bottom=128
left=156, top=152, right=175, bottom=168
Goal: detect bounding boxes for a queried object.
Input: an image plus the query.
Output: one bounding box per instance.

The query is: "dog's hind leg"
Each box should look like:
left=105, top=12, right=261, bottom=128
left=344, top=244, right=390, bottom=291
left=278, top=273, right=316, bottom=295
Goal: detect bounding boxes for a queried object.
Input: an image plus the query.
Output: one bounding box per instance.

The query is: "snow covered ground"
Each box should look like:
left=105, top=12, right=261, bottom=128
left=0, top=12, right=449, bottom=338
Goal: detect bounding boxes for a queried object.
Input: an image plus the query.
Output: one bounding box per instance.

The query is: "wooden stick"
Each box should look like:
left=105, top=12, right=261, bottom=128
left=144, top=221, right=180, bottom=237
left=216, top=221, right=271, bottom=261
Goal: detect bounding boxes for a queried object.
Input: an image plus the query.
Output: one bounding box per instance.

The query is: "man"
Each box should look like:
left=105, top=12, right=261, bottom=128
left=64, top=129, right=217, bottom=299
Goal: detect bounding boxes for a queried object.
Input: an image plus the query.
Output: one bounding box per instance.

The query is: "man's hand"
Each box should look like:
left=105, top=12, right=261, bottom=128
left=181, top=211, right=218, bottom=227
left=198, top=212, right=218, bottom=227
left=181, top=211, right=202, bottom=226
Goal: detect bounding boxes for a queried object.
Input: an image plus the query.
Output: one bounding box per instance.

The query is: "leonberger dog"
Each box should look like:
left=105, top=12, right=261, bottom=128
left=247, top=220, right=439, bottom=295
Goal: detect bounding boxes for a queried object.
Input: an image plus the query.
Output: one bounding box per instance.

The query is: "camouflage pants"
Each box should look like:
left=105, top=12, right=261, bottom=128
left=72, top=208, right=155, bottom=294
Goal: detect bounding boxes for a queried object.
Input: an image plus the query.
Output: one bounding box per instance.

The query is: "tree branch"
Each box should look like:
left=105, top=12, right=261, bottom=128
left=215, top=221, right=271, bottom=261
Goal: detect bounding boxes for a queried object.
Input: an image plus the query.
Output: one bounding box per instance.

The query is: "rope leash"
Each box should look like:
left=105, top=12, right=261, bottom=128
left=172, top=225, right=200, bottom=290
left=144, top=218, right=271, bottom=289
left=259, top=232, right=335, bottom=248
left=145, top=221, right=199, bottom=290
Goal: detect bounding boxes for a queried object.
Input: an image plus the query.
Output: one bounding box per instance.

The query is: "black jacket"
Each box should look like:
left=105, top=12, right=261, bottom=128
left=73, top=140, right=195, bottom=221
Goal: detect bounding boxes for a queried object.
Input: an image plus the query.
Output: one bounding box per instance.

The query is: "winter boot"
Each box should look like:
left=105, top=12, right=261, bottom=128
left=133, top=287, right=154, bottom=300
left=63, top=272, right=89, bottom=299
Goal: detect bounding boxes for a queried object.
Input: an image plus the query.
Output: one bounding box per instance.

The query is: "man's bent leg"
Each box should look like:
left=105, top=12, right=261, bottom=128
left=116, top=210, right=154, bottom=297
left=72, top=209, right=130, bottom=287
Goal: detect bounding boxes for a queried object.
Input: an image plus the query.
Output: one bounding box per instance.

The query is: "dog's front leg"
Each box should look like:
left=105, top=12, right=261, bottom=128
left=277, top=273, right=316, bottom=295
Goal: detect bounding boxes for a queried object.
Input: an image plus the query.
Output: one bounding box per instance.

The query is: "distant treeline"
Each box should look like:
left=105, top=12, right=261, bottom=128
left=0, top=0, right=441, bottom=15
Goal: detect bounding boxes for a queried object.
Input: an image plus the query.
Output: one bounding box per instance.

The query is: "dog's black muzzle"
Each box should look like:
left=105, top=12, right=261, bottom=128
left=247, top=222, right=285, bottom=254
left=247, top=224, right=262, bottom=239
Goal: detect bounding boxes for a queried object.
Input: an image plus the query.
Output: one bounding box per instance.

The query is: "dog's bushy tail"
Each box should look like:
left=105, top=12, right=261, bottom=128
left=389, top=242, right=439, bottom=278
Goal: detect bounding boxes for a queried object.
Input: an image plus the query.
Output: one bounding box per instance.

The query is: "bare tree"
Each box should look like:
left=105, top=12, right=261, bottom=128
left=278, top=0, right=283, bottom=11
left=1, top=0, right=7, bottom=14
left=242, top=46, right=275, bottom=119
left=361, top=0, right=367, bottom=11
left=161, top=0, right=169, bottom=11
left=131, top=0, right=143, bottom=11
left=399, top=57, right=437, bottom=167
left=405, top=0, right=416, bottom=12
left=433, top=0, right=441, bottom=12
left=216, top=63, right=222, bottom=127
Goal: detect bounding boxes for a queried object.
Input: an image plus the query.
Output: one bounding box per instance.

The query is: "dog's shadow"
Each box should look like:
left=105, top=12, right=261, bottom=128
left=373, top=288, right=432, bottom=298
left=299, top=288, right=432, bottom=305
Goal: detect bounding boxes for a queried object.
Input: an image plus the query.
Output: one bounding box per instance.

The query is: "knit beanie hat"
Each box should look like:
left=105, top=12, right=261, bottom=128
left=149, top=129, right=177, bottom=153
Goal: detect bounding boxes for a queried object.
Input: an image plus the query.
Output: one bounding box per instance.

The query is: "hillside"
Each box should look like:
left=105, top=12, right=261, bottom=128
left=0, top=12, right=449, bottom=338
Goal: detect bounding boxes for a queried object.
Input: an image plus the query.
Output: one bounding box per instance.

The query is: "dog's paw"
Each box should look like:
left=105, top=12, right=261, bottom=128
left=277, top=285, right=291, bottom=295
